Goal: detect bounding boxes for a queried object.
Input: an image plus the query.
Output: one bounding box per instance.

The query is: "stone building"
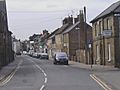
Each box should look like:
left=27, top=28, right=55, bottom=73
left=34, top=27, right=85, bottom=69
left=0, top=0, right=14, bottom=68
left=62, top=12, right=92, bottom=64
left=90, top=1, right=120, bottom=67
left=46, top=16, right=73, bottom=58
left=55, top=16, right=73, bottom=52
left=46, top=28, right=59, bottom=58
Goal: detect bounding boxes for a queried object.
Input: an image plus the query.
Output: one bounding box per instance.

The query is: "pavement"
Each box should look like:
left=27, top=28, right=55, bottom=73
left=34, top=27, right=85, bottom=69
left=0, top=57, right=19, bottom=81
left=0, top=57, right=120, bottom=90
left=69, top=61, right=120, bottom=90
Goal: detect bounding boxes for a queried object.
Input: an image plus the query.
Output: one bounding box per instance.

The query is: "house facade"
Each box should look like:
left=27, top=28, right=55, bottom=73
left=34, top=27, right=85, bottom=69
left=90, top=1, right=120, bottom=67
left=55, top=16, right=73, bottom=52
left=46, top=28, right=59, bottom=58
left=62, top=13, right=92, bottom=64
left=62, top=22, right=79, bottom=61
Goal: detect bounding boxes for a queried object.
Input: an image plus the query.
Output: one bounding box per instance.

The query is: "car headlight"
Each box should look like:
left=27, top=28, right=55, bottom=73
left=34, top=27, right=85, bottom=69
left=56, top=57, right=59, bottom=61
left=66, top=57, right=68, bottom=60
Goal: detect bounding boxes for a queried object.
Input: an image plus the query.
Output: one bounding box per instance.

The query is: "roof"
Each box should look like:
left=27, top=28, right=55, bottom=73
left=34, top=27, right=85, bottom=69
left=90, top=1, right=120, bottom=23
left=55, top=24, right=69, bottom=35
left=63, top=21, right=80, bottom=34
left=63, top=21, right=92, bottom=34
left=47, top=28, right=59, bottom=39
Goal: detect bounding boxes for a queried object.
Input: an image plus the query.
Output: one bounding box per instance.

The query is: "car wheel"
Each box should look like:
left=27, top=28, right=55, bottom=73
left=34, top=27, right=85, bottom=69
left=65, top=61, right=68, bottom=65
left=53, top=61, right=57, bottom=64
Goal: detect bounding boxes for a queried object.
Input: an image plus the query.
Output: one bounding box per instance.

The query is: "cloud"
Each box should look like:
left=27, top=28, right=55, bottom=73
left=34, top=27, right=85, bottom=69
left=6, top=0, right=119, bottom=40
left=6, top=0, right=119, bottom=12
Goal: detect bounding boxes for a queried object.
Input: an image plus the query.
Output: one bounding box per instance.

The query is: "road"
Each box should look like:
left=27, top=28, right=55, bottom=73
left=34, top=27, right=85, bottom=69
left=0, top=55, right=104, bottom=90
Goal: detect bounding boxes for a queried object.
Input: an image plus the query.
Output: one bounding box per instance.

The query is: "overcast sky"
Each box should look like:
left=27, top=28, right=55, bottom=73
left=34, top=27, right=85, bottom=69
left=6, top=0, right=119, bottom=40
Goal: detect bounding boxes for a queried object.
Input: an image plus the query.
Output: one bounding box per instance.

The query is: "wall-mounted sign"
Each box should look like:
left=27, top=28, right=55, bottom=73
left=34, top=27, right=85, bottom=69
left=102, top=30, right=112, bottom=37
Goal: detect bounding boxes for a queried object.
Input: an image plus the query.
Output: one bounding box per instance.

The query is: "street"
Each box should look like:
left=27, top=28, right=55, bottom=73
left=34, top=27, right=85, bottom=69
left=0, top=55, right=104, bottom=90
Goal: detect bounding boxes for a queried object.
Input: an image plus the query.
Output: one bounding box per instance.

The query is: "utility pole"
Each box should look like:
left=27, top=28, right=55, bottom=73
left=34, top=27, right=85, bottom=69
left=84, top=6, right=88, bottom=64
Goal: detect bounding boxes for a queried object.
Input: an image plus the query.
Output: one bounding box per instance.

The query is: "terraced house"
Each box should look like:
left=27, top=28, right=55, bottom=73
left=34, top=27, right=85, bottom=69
left=0, top=0, right=14, bottom=68
left=90, top=1, right=120, bottom=67
left=47, top=16, right=73, bottom=58
left=47, top=11, right=92, bottom=64
left=62, top=11, right=92, bottom=64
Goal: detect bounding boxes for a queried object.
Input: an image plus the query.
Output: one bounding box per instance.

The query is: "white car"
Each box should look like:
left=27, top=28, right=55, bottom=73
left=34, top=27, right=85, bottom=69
left=40, top=53, right=49, bottom=60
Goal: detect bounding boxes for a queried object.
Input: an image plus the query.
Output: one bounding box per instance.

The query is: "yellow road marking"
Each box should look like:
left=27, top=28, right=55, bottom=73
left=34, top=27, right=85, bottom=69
left=90, top=74, right=112, bottom=90
left=0, top=60, right=23, bottom=86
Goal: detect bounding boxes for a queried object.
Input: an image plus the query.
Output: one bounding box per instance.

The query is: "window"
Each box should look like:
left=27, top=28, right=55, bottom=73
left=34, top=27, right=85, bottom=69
left=99, top=21, right=102, bottom=34
left=107, top=18, right=110, bottom=29
left=52, top=37, right=55, bottom=44
left=95, top=23, right=97, bottom=36
left=96, top=45, right=99, bottom=61
left=107, top=44, right=111, bottom=61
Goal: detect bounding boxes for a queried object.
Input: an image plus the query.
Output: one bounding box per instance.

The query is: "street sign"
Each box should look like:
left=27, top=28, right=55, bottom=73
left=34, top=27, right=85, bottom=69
left=102, top=30, right=112, bottom=37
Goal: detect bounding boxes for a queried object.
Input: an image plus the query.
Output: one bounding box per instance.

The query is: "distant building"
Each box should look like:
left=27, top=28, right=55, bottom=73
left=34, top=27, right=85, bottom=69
left=29, top=34, right=42, bottom=52
left=90, top=1, right=120, bottom=67
left=47, top=28, right=59, bottom=58
left=13, top=38, right=22, bottom=55
left=29, top=30, right=49, bottom=53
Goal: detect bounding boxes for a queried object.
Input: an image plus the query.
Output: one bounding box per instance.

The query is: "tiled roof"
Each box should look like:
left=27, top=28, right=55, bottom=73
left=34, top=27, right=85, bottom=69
left=63, top=21, right=79, bottom=34
left=55, top=24, right=69, bottom=35
left=63, top=21, right=92, bottom=34
left=90, top=1, right=120, bottom=23
left=47, top=28, right=59, bottom=39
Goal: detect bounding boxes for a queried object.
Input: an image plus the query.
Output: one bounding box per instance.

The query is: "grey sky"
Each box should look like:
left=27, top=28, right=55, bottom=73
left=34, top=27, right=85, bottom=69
left=5, top=0, right=119, bottom=40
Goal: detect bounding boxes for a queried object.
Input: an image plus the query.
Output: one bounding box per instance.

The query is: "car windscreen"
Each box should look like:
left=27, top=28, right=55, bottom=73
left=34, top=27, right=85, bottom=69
left=56, top=53, right=67, bottom=58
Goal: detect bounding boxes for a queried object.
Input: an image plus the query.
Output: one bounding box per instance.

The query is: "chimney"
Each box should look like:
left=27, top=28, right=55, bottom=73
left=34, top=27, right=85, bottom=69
left=62, top=18, right=68, bottom=25
left=62, top=16, right=73, bottom=25
left=74, top=16, right=79, bottom=23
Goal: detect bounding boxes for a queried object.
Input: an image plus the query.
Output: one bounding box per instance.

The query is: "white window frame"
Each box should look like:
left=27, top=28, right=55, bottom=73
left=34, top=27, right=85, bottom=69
left=108, top=44, right=111, bottom=62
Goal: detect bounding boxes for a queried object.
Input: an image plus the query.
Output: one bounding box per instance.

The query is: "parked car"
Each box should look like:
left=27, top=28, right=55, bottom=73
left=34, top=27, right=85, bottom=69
left=37, top=53, right=42, bottom=58
left=23, top=51, right=27, bottom=55
left=32, top=53, right=38, bottom=58
left=16, top=52, right=21, bottom=55
left=40, top=53, right=49, bottom=60
left=53, top=52, right=68, bottom=65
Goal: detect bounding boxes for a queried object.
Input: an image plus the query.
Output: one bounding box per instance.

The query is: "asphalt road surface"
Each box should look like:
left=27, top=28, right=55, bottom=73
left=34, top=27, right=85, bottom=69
left=0, top=55, right=104, bottom=90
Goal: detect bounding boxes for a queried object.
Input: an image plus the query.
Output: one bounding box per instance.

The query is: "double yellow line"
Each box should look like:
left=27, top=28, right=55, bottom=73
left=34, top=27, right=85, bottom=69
left=90, top=74, right=112, bottom=90
left=0, top=60, right=23, bottom=86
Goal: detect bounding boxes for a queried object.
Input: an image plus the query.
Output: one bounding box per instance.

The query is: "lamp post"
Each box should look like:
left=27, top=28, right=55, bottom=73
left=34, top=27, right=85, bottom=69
left=88, top=40, right=93, bottom=69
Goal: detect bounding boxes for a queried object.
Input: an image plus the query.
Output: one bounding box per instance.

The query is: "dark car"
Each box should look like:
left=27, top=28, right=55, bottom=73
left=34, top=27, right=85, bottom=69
left=53, top=52, right=68, bottom=65
left=16, top=52, right=21, bottom=55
